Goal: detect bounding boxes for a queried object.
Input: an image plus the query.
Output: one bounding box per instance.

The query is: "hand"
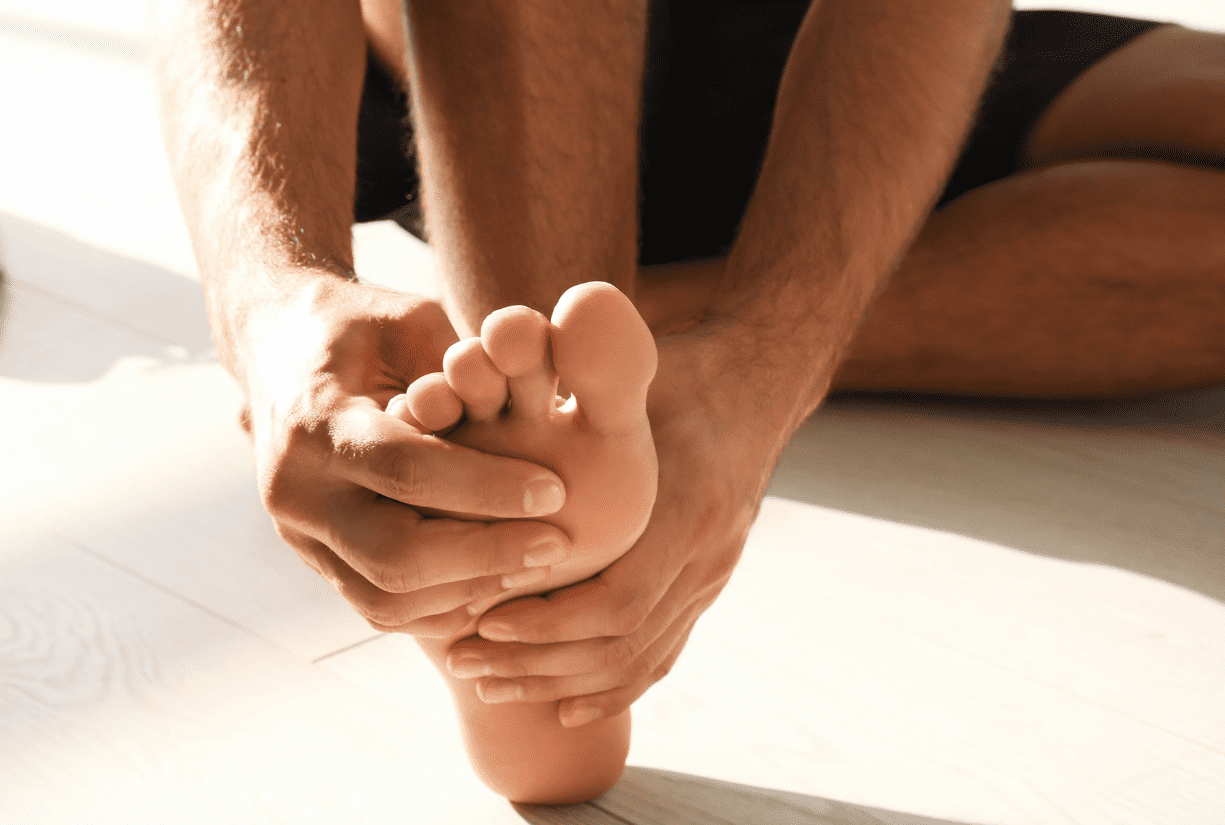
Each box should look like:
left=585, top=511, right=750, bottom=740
left=444, top=322, right=787, bottom=725
left=242, top=275, right=576, bottom=638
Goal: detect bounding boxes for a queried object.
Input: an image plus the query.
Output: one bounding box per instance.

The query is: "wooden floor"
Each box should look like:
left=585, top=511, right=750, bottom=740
left=2, top=2, right=1223, bottom=823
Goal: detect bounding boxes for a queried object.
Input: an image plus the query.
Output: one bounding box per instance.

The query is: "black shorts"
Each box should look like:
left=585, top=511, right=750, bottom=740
left=353, top=7, right=1165, bottom=265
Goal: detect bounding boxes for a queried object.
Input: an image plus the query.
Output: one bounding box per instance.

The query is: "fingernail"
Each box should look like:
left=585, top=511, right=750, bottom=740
left=479, top=681, right=524, bottom=704
left=523, top=538, right=568, bottom=568
left=480, top=622, right=518, bottom=642
left=562, top=704, right=603, bottom=728
left=449, top=653, right=492, bottom=679
left=501, top=568, right=548, bottom=590
left=523, top=477, right=565, bottom=515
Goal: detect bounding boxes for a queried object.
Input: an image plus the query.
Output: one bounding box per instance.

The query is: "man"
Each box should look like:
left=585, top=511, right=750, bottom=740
left=152, top=0, right=1225, bottom=741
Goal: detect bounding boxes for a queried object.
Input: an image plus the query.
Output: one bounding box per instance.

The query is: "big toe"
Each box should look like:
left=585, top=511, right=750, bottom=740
left=482, top=305, right=560, bottom=419
left=551, top=282, right=657, bottom=433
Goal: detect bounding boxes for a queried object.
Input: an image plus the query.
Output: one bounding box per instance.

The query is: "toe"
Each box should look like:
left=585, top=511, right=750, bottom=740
left=482, top=306, right=559, bottom=419
left=443, top=337, right=508, bottom=422
left=405, top=372, right=464, bottom=433
left=551, top=282, right=657, bottom=433
left=386, top=393, right=426, bottom=431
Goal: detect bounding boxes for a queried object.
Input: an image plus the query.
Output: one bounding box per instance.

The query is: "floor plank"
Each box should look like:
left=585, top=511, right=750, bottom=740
left=4, top=2, right=1225, bottom=822
left=771, top=396, right=1225, bottom=603
left=0, top=27, right=197, bottom=279
left=326, top=499, right=1225, bottom=825
left=0, top=283, right=375, bottom=661
left=0, top=519, right=544, bottom=824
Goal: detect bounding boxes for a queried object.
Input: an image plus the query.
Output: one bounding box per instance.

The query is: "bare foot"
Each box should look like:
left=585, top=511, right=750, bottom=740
left=394, top=280, right=658, bottom=605
left=388, top=281, right=657, bottom=803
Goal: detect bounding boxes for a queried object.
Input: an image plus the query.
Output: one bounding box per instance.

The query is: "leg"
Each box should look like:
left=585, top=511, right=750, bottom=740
left=402, top=0, right=646, bottom=336
left=834, top=23, right=1225, bottom=398
left=390, top=283, right=657, bottom=804
left=834, top=158, right=1225, bottom=397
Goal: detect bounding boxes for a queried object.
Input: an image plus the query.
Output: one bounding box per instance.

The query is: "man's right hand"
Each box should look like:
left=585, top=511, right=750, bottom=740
left=241, top=274, right=572, bottom=638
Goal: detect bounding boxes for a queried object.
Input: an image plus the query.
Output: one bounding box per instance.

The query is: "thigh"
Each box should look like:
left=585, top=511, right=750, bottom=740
left=937, top=10, right=1166, bottom=208
left=1021, top=24, right=1225, bottom=169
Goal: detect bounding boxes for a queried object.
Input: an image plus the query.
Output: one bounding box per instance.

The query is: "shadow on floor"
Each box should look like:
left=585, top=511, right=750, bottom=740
left=515, top=766, right=968, bottom=825
left=0, top=212, right=214, bottom=382
left=770, top=388, right=1225, bottom=605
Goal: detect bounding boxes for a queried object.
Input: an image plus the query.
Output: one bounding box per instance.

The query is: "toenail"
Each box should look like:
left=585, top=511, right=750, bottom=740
left=480, top=681, right=524, bottom=704
left=449, top=654, right=492, bottom=679
left=523, top=478, right=565, bottom=515
left=502, top=568, right=549, bottom=589
left=523, top=539, right=568, bottom=568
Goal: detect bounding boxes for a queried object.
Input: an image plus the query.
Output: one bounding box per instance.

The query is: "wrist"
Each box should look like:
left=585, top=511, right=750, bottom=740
left=651, top=319, right=821, bottom=493
left=202, top=262, right=350, bottom=389
left=685, top=304, right=841, bottom=436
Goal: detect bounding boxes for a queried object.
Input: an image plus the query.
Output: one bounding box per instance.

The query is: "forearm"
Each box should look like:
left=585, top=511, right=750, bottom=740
left=714, top=0, right=1011, bottom=432
left=150, top=0, right=367, bottom=386
left=404, top=0, right=647, bottom=336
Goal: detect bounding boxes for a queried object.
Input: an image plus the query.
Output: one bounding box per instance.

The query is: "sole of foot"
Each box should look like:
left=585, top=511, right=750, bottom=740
left=391, top=282, right=654, bottom=804
left=395, top=281, right=659, bottom=611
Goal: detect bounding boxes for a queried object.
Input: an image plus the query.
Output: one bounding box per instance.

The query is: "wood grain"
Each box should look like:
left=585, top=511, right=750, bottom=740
left=0, top=520, right=529, bottom=824
left=4, top=1, right=1225, bottom=821
left=0, top=283, right=377, bottom=662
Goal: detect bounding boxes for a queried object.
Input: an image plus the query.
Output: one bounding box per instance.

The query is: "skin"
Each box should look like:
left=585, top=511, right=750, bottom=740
left=405, top=0, right=1006, bottom=702
left=395, top=282, right=658, bottom=803
left=152, top=0, right=1225, bottom=805
left=391, top=0, right=1009, bottom=802
left=150, top=0, right=579, bottom=639
left=410, top=10, right=1225, bottom=796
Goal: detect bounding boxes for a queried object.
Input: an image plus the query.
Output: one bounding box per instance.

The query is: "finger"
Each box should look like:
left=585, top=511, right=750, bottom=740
left=329, top=403, right=566, bottom=518
left=464, top=569, right=716, bottom=682
left=557, top=617, right=702, bottom=728
left=308, top=491, right=572, bottom=594
left=385, top=394, right=426, bottom=430
left=470, top=597, right=708, bottom=711
left=446, top=634, right=620, bottom=680
left=474, top=526, right=683, bottom=645
left=395, top=605, right=479, bottom=638
left=307, top=538, right=515, bottom=630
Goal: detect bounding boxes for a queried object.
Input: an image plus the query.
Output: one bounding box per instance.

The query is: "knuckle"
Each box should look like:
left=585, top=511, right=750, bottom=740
left=600, top=636, right=639, bottom=671
left=464, top=578, right=503, bottom=608
left=651, top=656, right=676, bottom=682
left=371, top=444, right=429, bottom=504
left=364, top=554, right=421, bottom=595
left=713, top=537, right=745, bottom=581
left=610, top=595, right=647, bottom=637
left=335, top=580, right=407, bottom=627
left=495, top=656, right=527, bottom=680
left=479, top=525, right=516, bottom=577
left=257, top=456, right=295, bottom=516
left=255, top=408, right=325, bottom=515
left=624, top=657, right=653, bottom=685
left=361, top=599, right=410, bottom=629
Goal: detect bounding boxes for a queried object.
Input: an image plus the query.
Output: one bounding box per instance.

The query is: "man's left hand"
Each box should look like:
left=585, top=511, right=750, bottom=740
left=443, top=324, right=791, bottom=727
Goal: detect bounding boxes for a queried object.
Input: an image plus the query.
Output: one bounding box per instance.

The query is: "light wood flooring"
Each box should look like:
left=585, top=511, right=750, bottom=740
left=2, top=2, right=1223, bottom=822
